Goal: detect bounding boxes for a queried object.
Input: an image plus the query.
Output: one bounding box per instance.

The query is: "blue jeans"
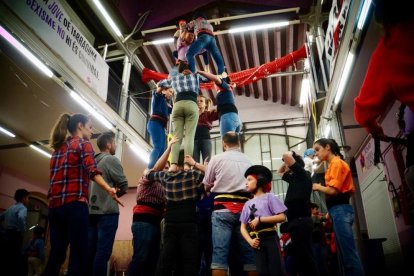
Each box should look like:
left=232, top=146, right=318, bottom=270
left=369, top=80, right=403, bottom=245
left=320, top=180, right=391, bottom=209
left=187, top=34, right=225, bottom=74
left=88, top=214, right=119, bottom=276
left=147, top=119, right=167, bottom=169
left=211, top=211, right=256, bottom=271
left=329, top=204, right=364, bottom=276
left=45, top=201, right=89, bottom=276
left=220, top=112, right=241, bottom=137
left=193, top=139, right=212, bottom=163
left=128, top=221, right=161, bottom=276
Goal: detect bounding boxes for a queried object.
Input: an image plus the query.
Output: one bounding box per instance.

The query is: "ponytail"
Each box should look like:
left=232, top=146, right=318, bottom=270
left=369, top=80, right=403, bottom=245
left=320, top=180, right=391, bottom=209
left=50, top=113, right=89, bottom=150
left=314, top=138, right=344, bottom=160
left=50, top=113, right=70, bottom=150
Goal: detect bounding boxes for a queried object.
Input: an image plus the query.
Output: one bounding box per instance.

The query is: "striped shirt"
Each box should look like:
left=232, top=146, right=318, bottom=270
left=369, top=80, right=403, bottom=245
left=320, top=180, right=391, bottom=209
left=147, top=169, right=205, bottom=201
left=187, top=17, right=214, bottom=36
left=48, top=136, right=101, bottom=208
left=135, top=176, right=166, bottom=207
left=159, top=73, right=208, bottom=95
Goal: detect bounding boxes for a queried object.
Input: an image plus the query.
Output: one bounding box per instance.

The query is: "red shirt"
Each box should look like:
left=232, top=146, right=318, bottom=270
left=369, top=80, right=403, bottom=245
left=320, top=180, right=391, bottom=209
left=354, top=22, right=414, bottom=135
left=48, top=136, right=101, bottom=208
left=197, top=110, right=219, bottom=129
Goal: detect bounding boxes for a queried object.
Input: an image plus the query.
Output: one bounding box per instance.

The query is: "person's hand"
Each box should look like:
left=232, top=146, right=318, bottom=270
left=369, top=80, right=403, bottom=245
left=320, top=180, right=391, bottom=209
left=249, top=217, right=260, bottom=230
left=249, top=238, right=260, bottom=249
left=143, top=168, right=151, bottom=176
left=156, top=82, right=163, bottom=93
left=203, top=156, right=210, bottom=166
left=168, top=135, right=179, bottom=147
left=107, top=187, right=124, bottom=207
left=312, top=183, right=322, bottom=192
left=184, top=155, right=196, bottom=166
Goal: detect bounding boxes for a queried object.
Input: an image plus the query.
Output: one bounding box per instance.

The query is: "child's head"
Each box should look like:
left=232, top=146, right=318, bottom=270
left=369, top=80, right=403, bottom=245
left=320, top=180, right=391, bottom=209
left=244, top=165, right=273, bottom=194
left=14, top=189, right=29, bottom=205
left=197, top=95, right=211, bottom=111
left=309, top=202, right=319, bottom=215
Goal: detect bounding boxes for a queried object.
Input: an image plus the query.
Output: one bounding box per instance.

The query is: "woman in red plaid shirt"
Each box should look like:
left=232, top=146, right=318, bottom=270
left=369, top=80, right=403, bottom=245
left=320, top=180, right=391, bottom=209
left=44, top=113, right=122, bottom=276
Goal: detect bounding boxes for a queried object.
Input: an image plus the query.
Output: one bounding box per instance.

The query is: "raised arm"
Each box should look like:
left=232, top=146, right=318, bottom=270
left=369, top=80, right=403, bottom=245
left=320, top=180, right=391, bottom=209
left=151, top=135, right=178, bottom=171
left=197, top=70, right=222, bottom=86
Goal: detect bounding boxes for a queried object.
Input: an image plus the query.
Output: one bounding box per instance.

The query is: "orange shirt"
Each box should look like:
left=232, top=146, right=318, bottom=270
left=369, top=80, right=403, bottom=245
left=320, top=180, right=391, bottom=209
left=325, top=156, right=355, bottom=194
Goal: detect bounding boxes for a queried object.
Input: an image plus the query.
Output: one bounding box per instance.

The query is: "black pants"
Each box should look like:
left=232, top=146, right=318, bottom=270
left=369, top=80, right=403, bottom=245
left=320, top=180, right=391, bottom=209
left=0, top=230, right=24, bottom=276
left=288, top=217, right=319, bottom=276
left=254, top=234, right=283, bottom=276
left=156, top=222, right=198, bottom=276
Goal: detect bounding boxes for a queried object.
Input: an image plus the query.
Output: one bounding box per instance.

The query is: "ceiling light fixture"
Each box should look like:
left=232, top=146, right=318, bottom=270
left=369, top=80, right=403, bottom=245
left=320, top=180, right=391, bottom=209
left=357, top=0, right=372, bottom=30
left=92, top=0, right=122, bottom=37
left=143, top=38, right=174, bottom=46
left=324, top=124, right=331, bottom=138
left=229, top=21, right=289, bottom=33
left=30, top=145, right=52, bottom=158
left=300, top=77, right=310, bottom=107
left=334, top=52, right=355, bottom=105
left=0, top=25, right=53, bottom=78
left=127, top=140, right=150, bottom=164
left=70, top=91, right=113, bottom=129
left=0, top=126, right=16, bottom=138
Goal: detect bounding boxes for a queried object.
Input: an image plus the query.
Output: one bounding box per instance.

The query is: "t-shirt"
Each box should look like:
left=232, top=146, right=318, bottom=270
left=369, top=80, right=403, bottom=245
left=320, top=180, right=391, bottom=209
left=325, top=156, right=355, bottom=194
left=240, top=193, right=287, bottom=224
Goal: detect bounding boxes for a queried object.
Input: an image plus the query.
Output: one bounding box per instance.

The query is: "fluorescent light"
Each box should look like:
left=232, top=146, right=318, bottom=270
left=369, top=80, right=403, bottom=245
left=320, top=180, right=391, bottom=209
left=92, top=0, right=122, bottom=37
left=334, top=53, right=355, bottom=104
left=127, top=140, right=150, bottom=164
left=70, top=91, right=113, bottom=129
left=229, top=21, right=289, bottom=33
left=300, top=77, right=310, bottom=106
left=324, top=124, right=331, bottom=137
left=151, top=38, right=174, bottom=45
left=0, top=26, right=53, bottom=78
left=30, top=145, right=52, bottom=158
left=0, top=126, right=16, bottom=137
left=357, top=0, right=372, bottom=30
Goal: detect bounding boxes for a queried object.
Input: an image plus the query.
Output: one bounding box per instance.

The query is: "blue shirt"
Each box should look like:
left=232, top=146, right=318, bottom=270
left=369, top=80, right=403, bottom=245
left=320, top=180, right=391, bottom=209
left=151, top=91, right=172, bottom=119
left=159, top=73, right=208, bottom=95
left=0, top=202, right=27, bottom=233
left=216, top=80, right=236, bottom=106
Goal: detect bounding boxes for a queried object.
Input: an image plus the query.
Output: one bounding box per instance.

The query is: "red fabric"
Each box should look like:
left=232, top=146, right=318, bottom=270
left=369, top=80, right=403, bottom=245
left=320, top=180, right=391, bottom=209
left=133, top=205, right=163, bottom=216
left=214, top=201, right=245, bottom=214
left=141, top=45, right=307, bottom=90
left=354, top=22, right=414, bottom=135
left=48, top=136, right=101, bottom=208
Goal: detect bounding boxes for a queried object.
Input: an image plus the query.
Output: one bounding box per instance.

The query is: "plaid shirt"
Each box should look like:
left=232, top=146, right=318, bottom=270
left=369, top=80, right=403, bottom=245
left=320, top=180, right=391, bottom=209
left=159, top=73, right=208, bottom=95
left=147, top=169, right=205, bottom=201
left=48, top=136, right=101, bottom=208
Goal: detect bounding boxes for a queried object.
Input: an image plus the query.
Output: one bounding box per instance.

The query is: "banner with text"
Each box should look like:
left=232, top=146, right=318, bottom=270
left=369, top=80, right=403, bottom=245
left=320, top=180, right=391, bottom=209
left=324, top=0, right=351, bottom=78
left=5, top=0, right=109, bottom=100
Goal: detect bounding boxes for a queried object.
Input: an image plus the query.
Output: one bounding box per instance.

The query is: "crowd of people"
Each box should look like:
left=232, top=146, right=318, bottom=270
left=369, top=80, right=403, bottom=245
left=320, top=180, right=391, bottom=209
left=3, top=1, right=414, bottom=275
